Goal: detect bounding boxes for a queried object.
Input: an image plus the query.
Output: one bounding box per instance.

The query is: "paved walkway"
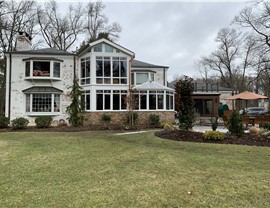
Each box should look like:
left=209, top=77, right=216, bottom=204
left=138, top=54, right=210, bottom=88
left=193, top=125, right=228, bottom=133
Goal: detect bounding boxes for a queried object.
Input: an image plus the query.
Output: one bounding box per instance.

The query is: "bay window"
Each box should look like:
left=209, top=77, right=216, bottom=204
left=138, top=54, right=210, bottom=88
left=24, top=58, right=62, bottom=79
left=26, top=93, right=60, bottom=113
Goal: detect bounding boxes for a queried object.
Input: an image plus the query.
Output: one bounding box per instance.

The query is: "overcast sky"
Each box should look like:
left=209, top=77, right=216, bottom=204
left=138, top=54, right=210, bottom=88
left=99, top=1, right=248, bottom=82
left=54, top=0, right=248, bottom=82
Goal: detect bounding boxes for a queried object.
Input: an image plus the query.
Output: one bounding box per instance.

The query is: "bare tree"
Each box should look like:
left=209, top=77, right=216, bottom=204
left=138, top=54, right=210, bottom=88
left=37, top=0, right=85, bottom=51
left=234, top=1, right=270, bottom=50
left=196, top=28, right=259, bottom=92
left=0, top=0, right=37, bottom=53
left=85, top=1, right=121, bottom=42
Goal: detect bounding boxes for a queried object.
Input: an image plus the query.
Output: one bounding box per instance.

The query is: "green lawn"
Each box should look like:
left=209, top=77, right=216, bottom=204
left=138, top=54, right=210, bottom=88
left=0, top=130, right=270, bottom=208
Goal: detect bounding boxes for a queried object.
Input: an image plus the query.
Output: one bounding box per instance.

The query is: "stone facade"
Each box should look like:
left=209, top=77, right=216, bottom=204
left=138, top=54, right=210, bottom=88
left=83, top=111, right=175, bottom=126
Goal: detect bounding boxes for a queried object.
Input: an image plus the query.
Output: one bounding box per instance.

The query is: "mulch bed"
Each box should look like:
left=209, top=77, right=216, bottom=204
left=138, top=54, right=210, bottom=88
left=155, top=130, right=270, bottom=147
left=2, top=125, right=270, bottom=147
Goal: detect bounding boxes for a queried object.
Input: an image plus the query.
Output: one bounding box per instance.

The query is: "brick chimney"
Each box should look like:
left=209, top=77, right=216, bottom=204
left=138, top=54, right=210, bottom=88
left=16, top=31, right=32, bottom=51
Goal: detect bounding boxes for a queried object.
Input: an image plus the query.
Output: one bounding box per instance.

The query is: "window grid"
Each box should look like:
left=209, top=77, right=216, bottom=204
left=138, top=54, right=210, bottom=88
left=80, top=57, right=91, bottom=85
left=96, top=56, right=127, bottom=84
left=25, top=93, right=60, bottom=113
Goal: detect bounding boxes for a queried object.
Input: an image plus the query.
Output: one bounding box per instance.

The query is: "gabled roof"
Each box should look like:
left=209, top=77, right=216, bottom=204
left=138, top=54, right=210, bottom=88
left=133, top=81, right=174, bottom=91
left=131, top=60, right=168, bottom=68
left=77, top=38, right=135, bottom=57
left=9, top=48, right=73, bottom=56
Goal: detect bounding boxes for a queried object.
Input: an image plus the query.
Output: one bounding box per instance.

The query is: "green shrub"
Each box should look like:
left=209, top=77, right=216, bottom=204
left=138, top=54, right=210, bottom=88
left=0, top=115, right=9, bottom=128
left=35, top=116, right=53, bottom=128
left=227, top=110, right=244, bottom=137
left=101, top=114, right=112, bottom=124
left=11, top=117, right=29, bottom=130
left=126, top=112, right=138, bottom=125
left=262, top=122, right=270, bottom=131
left=148, top=114, right=160, bottom=126
left=203, top=131, right=225, bottom=141
left=210, top=116, right=218, bottom=131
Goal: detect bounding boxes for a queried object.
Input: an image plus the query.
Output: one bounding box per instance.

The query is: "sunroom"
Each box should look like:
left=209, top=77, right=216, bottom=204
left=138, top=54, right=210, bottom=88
left=132, top=81, right=174, bottom=111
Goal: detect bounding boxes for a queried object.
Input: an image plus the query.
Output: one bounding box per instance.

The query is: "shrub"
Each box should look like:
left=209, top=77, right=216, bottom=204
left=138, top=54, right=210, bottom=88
left=203, top=131, right=225, bottom=141
left=210, top=116, right=218, bottom=131
left=249, top=127, right=260, bottom=135
left=11, top=117, right=29, bottom=130
left=0, top=115, right=9, bottom=128
left=35, top=116, right=53, bottom=128
left=162, top=122, right=174, bottom=131
left=262, top=122, right=270, bottom=131
left=227, top=110, right=244, bottom=137
left=101, top=114, right=112, bottom=124
left=58, top=119, right=68, bottom=127
left=126, top=112, right=138, bottom=125
left=148, top=114, right=160, bottom=126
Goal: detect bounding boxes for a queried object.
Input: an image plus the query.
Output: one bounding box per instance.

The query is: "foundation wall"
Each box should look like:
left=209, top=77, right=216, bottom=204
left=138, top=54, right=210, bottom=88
left=83, top=111, right=175, bottom=126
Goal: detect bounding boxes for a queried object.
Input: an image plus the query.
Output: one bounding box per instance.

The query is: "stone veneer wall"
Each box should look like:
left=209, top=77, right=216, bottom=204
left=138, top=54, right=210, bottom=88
left=83, top=111, right=175, bottom=126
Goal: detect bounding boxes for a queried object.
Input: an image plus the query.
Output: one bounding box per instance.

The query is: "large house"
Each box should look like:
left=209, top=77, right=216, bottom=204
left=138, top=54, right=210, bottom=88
left=5, top=32, right=174, bottom=125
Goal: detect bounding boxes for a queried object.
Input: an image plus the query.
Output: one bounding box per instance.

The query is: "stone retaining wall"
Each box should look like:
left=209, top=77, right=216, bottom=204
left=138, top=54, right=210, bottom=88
left=83, top=111, right=175, bottom=126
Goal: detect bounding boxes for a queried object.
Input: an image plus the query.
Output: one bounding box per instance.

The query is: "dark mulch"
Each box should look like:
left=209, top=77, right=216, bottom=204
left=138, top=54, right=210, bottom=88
left=155, top=130, right=270, bottom=147
left=0, top=125, right=156, bottom=133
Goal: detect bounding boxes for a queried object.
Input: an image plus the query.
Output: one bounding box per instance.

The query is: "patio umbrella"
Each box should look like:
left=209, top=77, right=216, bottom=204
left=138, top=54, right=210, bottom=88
left=227, top=91, right=268, bottom=109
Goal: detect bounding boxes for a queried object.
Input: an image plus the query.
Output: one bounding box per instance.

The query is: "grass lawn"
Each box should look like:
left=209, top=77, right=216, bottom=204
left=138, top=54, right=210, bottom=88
left=0, top=130, right=270, bottom=208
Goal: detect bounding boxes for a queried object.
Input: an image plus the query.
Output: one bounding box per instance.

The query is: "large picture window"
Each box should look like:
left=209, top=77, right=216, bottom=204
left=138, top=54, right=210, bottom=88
left=96, top=56, right=127, bottom=84
left=80, top=57, right=91, bottom=85
left=96, top=90, right=127, bottom=111
left=26, top=93, right=60, bottom=113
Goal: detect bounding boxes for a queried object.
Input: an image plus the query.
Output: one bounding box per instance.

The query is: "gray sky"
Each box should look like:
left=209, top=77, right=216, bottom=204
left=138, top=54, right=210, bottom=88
left=101, top=1, right=247, bottom=81
left=54, top=0, right=248, bottom=81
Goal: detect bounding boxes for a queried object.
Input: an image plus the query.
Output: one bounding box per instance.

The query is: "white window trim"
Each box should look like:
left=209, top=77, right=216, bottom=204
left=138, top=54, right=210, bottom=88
left=24, top=60, right=62, bottom=80
left=25, top=93, right=62, bottom=116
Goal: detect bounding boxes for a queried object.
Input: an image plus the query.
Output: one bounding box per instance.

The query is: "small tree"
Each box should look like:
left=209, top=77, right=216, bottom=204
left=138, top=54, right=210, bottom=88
left=125, top=89, right=139, bottom=126
left=66, top=79, right=84, bottom=127
left=175, top=75, right=195, bottom=130
left=227, top=110, right=244, bottom=137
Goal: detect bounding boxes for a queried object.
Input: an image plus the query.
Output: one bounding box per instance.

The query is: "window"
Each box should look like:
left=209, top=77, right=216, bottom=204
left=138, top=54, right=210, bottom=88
left=80, top=57, right=91, bottom=85
left=96, top=90, right=127, bottom=110
left=105, top=44, right=113, bottom=52
left=133, top=90, right=173, bottom=111
left=24, top=60, right=62, bottom=79
left=166, top=91, right=174, bottom=110
left=96, top=56, right=127, bottom=84
left=81, top=90, right=90, bottom=111
left=131, top=72, right=155, bottom=85
left=25, top=61, right=30, bottom=77
left=25, top=93, right=60, bottom=113
left=94, top=44, right=102, bottom=52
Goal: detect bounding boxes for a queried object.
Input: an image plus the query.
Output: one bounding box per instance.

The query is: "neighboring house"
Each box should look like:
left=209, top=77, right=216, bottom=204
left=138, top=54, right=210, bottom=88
left=169, top=81, right=235, bottom=117
left=5, top=32, right=174, bottom=125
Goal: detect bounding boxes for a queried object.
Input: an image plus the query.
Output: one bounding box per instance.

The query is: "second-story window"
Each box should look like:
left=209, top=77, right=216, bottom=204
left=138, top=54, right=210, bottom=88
left=24, top=59, right=62, bottom=79
left=96, top=56, right=127, bottom=84
left=80, top=57, right=90, bottom=85
left=131, top=72, right=155, bottom=85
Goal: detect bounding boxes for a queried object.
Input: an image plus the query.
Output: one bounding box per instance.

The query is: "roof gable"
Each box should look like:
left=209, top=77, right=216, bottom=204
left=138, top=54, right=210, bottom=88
left=78, top=38, right=135, bottom=57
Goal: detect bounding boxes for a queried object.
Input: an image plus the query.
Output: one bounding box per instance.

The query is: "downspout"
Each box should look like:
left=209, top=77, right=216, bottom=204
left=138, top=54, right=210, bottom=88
left=163, top=68, right=166, bottom=86
left=8, top=53, right=12, bottom=121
